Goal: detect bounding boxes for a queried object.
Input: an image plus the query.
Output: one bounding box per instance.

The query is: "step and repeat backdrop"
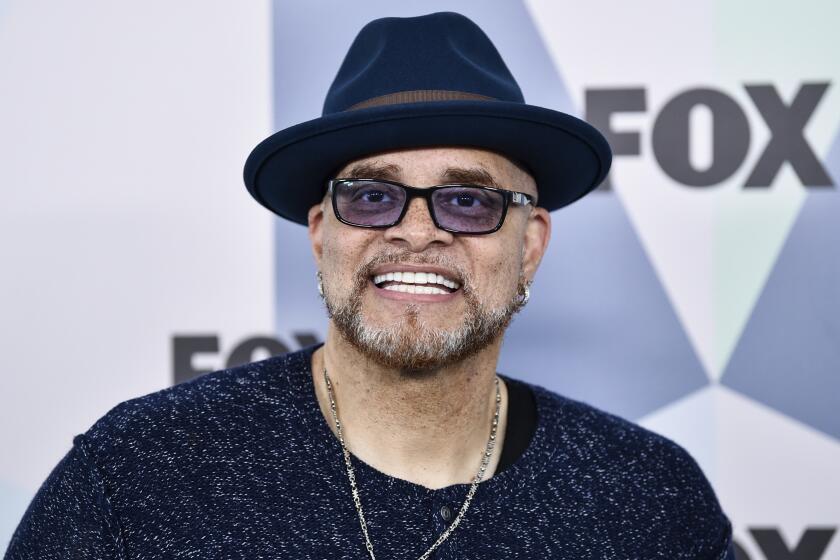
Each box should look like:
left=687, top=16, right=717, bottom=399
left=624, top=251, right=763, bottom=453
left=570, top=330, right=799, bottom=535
left=2, top=1, right=838, bottom=557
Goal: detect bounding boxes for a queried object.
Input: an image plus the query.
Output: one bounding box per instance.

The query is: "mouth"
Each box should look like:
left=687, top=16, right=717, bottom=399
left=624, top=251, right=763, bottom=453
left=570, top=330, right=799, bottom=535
left=370, top=267, right=461, bottom=299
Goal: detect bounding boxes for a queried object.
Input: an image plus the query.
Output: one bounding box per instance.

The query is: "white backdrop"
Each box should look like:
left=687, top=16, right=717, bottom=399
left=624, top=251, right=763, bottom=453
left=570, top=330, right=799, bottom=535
left=2, top=1, right=839, bottom=558
left=0, top=0, right=275, bottom=549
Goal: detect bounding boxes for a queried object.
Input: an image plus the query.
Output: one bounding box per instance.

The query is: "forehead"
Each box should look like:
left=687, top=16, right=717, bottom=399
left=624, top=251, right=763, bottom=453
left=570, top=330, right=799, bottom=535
left=333, top=147, right=537, bottom=198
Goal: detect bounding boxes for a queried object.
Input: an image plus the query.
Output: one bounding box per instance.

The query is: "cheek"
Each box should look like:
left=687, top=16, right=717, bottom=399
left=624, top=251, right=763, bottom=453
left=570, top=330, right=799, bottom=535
left=321, top=234, right=345, bottom=269
left=320, top=228, right=372, bottom=282
left=469, top=240, right=524, bottom=298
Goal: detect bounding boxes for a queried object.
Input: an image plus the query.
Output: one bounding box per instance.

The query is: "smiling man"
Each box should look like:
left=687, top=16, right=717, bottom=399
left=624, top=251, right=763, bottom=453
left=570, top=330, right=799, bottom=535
left=307, top=147, right=548, bottom=494
left=6, top=12, right=736, bottom=560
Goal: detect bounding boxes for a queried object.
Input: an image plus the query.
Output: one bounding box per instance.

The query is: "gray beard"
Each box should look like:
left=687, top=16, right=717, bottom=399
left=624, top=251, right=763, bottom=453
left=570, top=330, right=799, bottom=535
left=322, top=253, right=525, bottom=372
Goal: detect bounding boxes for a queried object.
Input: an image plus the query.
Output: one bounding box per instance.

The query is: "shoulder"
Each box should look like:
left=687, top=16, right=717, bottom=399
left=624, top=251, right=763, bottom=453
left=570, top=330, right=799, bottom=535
left=532, top=382, right=696, bottom=471
left=524, top=380, right=732, bottom=558
left=81, top=347, right=315, bottom=465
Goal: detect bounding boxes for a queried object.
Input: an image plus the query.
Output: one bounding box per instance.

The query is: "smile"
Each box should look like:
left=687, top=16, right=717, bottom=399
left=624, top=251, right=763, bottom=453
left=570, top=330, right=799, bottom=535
left=372, top=270, right=461, bottom=296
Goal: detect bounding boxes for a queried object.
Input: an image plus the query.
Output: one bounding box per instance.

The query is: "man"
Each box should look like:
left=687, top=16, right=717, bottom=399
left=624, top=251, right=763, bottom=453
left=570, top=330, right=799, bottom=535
left=6, top=12, right=735, bottom=559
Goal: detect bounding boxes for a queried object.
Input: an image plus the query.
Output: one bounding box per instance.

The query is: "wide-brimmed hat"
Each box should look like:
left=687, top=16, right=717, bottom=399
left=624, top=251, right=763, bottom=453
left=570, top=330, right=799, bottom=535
left=244, top=11, right=611, bottom=225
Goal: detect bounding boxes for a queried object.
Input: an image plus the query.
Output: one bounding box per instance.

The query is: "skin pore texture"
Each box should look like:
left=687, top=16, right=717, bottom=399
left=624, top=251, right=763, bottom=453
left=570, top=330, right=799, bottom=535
left=307, top=147, right=551, bottom=490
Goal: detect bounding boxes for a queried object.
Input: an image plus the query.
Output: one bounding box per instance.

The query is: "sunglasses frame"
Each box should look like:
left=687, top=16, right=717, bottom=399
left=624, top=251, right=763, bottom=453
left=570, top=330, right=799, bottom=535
left=327, top=178, right=535, bottom=235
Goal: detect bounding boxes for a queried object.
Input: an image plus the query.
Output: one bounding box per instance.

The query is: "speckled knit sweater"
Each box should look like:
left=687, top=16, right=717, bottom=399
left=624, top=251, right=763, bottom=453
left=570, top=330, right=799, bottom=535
left=6, top=346, right=734, bottom=559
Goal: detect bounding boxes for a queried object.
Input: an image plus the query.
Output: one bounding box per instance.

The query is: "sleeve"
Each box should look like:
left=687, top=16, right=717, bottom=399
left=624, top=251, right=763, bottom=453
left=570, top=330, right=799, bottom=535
left=628, top=431, right=735, bottom=559
left=668, top=446, right=735, bottom=560
left=671, top=448, right=735, bottom=560
left=4, top=435, right=125, bottom=560
left=722, top=541, right=738, bottom=560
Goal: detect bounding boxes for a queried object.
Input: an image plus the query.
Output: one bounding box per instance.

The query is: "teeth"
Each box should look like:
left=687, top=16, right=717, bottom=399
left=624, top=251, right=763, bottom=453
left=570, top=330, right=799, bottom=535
left=383, top=284, right=448, bottom=295
left=373, top=270, right=461, bottom=290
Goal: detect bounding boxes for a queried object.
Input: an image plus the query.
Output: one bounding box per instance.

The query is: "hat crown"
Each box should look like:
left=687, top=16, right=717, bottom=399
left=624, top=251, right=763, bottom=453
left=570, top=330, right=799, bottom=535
left=323, top=12, right=524, bottom=115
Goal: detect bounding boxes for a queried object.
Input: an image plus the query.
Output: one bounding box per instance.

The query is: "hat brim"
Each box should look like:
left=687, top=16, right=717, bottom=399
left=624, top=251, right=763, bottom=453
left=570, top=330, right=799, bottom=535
left=244, top=100, right=611, bottom=225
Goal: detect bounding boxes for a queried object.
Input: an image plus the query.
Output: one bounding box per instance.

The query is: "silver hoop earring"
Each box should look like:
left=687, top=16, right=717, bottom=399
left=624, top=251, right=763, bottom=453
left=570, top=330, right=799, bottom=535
left=316, top=271, right=324, bottom=298
left=519, top=282, right=531, bottom=306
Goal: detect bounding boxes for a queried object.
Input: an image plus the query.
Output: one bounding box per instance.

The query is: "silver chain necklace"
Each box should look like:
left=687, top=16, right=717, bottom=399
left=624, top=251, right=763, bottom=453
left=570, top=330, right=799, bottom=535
left=323, top=369, right=501, bottom=560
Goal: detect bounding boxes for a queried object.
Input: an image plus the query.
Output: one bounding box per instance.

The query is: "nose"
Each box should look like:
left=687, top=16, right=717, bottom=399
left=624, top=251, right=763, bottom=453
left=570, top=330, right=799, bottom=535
left=383, top=196, right=454, bottom=251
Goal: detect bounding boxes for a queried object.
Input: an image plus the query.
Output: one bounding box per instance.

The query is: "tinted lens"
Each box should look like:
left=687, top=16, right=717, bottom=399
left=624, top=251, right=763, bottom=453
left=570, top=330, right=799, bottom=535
left=431, top=186, right=505, bottom=233
left=333, top=180, right=406, bottom=226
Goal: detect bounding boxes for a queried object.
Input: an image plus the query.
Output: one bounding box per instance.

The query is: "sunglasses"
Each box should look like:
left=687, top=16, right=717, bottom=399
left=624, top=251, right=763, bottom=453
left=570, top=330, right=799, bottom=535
left=327, top=178, right=535, bottom=235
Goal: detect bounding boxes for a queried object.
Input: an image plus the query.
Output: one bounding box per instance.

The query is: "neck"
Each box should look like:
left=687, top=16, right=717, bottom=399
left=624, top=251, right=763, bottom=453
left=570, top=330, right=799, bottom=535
left=310, top=325, right=508, bottom=490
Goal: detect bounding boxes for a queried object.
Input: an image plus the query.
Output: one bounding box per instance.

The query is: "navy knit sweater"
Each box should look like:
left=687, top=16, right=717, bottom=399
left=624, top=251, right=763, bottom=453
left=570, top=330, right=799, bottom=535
left=6, top=346, right=734, bottom=559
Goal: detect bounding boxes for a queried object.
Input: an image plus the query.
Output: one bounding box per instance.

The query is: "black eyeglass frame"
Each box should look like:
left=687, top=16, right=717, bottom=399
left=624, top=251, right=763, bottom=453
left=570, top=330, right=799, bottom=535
left=326, top=178, right=536, bottom=235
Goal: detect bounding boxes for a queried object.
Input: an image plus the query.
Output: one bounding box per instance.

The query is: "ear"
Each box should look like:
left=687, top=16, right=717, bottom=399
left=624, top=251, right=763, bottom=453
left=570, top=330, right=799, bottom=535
left=521, top=207, right=551, bottom=282
left=308, top=200, right=326, bottom=267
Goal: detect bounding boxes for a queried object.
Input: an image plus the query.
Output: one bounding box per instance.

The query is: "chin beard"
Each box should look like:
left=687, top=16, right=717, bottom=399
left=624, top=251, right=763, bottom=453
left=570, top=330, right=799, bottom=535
left=321, top=257, right=526, bottom=372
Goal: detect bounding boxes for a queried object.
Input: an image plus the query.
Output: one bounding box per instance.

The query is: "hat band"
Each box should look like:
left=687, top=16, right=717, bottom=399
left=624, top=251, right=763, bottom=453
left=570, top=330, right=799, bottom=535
left=347, top=89, right=496, bottom=111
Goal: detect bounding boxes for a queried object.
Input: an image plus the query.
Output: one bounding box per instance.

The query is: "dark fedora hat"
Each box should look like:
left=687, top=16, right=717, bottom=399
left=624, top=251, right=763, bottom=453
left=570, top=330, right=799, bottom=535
left=244, top=11, right=611, bottom=225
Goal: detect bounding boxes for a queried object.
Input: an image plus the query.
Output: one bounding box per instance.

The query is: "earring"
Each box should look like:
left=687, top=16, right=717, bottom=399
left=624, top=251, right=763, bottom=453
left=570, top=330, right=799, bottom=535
left=517, top=281, right=531, bottom=307
left=316, top=271, right=324, bottom=298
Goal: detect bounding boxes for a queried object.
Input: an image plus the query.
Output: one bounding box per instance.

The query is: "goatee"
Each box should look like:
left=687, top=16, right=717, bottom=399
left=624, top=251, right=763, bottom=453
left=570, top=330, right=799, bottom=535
left=321, top=253, right=526, bottom=372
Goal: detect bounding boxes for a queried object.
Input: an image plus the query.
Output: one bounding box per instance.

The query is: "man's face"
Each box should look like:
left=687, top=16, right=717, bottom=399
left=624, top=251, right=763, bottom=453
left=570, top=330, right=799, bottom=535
left=308, top=147, right=551, bottom=371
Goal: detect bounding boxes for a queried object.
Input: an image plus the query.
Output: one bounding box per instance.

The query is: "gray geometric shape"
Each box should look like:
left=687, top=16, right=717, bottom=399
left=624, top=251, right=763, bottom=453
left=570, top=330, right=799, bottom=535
left=721, top=174, right=840, bottom=440
left=499, top=192, right=710, bottom=421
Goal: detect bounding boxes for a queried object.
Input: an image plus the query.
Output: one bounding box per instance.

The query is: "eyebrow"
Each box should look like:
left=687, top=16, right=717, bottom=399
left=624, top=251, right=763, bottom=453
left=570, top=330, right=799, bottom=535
left=440, top=166, right=502, bottom=189
left=342, top=162, right=503, bottom=189
left=343, top=162, right=402, bottom=182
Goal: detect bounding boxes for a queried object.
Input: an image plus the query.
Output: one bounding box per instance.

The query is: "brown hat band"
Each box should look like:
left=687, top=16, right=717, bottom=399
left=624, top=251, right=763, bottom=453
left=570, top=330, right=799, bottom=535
left=347, top=89, right=496, bottom=111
